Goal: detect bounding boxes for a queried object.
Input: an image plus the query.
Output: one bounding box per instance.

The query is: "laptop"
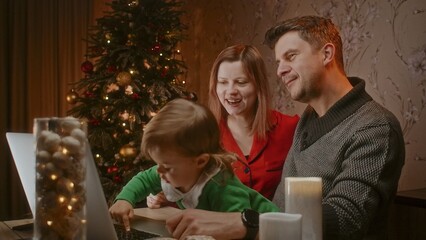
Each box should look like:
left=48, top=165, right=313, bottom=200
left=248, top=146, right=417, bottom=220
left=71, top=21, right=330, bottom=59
left=6, top=132, right=173, bottom=239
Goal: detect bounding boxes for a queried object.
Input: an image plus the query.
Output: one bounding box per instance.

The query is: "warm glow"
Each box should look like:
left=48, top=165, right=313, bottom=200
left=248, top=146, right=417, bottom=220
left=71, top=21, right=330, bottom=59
left=58, top=196, right=65, bottom=203
left=50, top=174, right=57, bottom=180
left=67, top=205, right=73, bottom=211
left=62, top=148, right=69, bottom=154
left=47, top=221, right=53, bottom=226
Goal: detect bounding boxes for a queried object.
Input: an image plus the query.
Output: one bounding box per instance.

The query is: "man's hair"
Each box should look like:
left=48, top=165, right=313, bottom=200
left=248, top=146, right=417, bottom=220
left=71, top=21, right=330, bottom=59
left=141, top=98, right=236, bottom=172
left=264, top=15, right=345, bottom=72
left=208, top=44, right=273, bottom=140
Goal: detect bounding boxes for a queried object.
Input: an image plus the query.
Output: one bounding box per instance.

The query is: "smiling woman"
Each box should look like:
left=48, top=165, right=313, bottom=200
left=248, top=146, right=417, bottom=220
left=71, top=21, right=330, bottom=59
left=208, top=44, right=299, bottom=200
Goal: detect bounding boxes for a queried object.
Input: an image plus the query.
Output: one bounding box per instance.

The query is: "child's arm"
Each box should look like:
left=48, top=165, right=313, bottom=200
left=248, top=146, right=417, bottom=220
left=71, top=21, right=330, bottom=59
left=109, top=200, right=134, bottom=231
left=115, top=165, right=162, bottom=206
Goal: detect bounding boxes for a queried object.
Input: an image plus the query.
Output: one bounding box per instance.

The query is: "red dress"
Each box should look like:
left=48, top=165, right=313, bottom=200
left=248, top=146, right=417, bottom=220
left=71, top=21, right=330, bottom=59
left=220, top=111, right=299, bottom=200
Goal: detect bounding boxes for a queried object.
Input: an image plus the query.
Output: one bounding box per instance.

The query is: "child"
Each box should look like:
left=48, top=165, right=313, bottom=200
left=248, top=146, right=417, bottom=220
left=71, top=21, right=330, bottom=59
left=109, top=98, right=279, bottom=230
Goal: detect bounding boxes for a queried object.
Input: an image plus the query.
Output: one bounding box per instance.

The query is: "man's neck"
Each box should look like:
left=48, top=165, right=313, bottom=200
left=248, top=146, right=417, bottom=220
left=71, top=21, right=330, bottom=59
left=309, top=72, right=353, bottom=117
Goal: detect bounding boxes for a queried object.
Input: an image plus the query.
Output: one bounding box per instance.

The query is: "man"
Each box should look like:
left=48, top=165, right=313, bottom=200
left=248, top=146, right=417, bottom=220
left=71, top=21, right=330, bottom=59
left=166, top=15, right=405, bottom=240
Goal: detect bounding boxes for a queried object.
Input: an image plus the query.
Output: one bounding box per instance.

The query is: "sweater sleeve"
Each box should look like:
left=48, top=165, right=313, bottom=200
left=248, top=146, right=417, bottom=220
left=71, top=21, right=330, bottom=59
left=200, top=174, right=280, bottom=213
left=323, top=124, right=404, bottom=239
left=115, top=165, right=162, bottom=206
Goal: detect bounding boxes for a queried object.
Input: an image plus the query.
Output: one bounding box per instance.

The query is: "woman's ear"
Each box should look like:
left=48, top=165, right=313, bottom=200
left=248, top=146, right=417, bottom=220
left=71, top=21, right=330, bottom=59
left=195, top=153, right=210, bottom=169
left=322, top=43, right=335, bottom=66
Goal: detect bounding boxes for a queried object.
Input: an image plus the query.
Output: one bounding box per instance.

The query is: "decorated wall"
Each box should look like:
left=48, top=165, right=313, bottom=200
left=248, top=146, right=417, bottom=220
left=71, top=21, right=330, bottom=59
left=180, top=0, right=426, bottom=191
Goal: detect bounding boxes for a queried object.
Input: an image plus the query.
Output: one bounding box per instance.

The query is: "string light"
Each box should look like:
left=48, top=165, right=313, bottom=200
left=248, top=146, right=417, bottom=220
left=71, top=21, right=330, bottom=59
left=62, top=148, right=69, bottom=154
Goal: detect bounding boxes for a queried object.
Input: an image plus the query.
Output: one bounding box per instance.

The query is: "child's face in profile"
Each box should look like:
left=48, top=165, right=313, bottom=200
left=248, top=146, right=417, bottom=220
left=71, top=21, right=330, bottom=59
left=149, top=146, right=203, bottom=193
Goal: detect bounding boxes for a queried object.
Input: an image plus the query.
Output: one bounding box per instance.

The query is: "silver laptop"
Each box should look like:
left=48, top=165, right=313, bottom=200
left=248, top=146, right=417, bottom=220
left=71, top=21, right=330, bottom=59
left=6, top=132, right=171, bottom=239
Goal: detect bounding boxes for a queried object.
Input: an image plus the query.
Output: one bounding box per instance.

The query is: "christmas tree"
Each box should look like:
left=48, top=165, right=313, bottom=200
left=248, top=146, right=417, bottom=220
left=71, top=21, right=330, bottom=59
left=67, top=0, right=193, bottom=204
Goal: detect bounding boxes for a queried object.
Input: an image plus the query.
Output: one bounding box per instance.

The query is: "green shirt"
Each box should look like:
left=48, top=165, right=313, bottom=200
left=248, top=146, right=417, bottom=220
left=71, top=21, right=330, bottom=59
left=116, top=165, right=279, bottom=213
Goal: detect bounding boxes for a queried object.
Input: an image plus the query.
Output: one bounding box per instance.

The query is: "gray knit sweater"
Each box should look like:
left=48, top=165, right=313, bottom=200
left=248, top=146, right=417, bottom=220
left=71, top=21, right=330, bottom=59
left=273, top=77, right=405, bottom=240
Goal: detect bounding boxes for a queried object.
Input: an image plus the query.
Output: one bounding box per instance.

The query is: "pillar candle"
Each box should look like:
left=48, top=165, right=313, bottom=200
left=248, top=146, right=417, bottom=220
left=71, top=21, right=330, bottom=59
left=259, top=212, right=302, bottom=240
left=285, top=177, right=322, bottom=240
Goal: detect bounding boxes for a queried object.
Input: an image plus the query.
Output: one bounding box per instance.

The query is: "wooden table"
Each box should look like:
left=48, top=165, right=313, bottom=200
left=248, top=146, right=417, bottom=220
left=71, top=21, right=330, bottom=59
left=395, top=187, right=426, bottom=208
left=0, top=219, right=33, bottom=240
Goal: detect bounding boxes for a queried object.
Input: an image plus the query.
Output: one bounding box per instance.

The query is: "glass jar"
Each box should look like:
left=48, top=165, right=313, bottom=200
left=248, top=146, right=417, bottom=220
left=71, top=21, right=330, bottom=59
left=34, top=117, right=87, bottom=240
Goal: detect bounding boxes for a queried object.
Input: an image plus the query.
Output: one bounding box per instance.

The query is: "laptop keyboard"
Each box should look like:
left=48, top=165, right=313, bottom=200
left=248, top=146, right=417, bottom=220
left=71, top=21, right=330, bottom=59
left=114, top=224, right=161, bottom=240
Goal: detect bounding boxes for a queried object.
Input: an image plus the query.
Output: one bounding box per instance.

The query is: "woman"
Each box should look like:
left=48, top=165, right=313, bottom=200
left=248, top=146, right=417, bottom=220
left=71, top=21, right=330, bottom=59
left=208, top=44, right=298, bottom=199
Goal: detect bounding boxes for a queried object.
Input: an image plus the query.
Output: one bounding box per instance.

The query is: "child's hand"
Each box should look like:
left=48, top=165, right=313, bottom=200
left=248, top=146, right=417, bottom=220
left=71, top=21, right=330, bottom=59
left=146, top=192, right=168, bottom=209
left=109, top=200, right=134, bottom=231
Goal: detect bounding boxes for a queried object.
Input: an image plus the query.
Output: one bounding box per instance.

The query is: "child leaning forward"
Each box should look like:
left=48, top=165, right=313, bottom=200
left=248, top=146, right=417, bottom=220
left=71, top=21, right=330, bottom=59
left=109, top=98, right=279, bottom=230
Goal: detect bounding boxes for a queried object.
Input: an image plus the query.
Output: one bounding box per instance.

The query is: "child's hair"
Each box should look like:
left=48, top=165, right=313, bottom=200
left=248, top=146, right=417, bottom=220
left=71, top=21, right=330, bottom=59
left=141, top=98, right=237, bottom=173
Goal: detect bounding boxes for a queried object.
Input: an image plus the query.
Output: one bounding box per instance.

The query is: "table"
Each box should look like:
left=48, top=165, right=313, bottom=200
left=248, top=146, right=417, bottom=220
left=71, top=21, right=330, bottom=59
left=389, top=188, right=426, bottom=240
left=0, top=207, right=180, bottom=239
left=394, top=188, right=426, bottom=208
left=0, top=219, right=33, bottom=240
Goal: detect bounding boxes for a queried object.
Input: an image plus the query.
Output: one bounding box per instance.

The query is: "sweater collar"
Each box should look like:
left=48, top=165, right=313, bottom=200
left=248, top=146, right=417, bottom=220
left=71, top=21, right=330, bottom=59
left=299, top=77, right=372, bottom=150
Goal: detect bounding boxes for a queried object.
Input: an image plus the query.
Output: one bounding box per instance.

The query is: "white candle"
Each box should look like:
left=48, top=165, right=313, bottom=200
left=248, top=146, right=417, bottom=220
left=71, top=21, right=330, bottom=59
left=285, top=177, right=322, bottom=240
left=259, top=212, right=302, bottom=240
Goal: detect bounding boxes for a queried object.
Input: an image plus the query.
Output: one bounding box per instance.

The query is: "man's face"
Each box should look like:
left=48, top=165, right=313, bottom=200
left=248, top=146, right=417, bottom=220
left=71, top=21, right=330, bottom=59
left=274, top=31, right=324, bottom=103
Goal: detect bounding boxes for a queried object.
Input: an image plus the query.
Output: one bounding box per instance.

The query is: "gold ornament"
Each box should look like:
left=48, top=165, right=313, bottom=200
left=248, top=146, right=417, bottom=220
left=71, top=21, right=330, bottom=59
left=128, top=0, right=139, bottom=7
left=66, top=89, right=78, bottom=104
left=116, top=71, right=133, bottom=86
left=119, top=144, right=137, bottom=158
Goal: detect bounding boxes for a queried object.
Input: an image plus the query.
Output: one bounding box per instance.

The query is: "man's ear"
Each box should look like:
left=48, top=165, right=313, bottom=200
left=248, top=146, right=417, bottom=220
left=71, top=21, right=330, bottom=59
left=322, top=43, right=335, bottom=66
left=195, top=153, right=210, bottom=169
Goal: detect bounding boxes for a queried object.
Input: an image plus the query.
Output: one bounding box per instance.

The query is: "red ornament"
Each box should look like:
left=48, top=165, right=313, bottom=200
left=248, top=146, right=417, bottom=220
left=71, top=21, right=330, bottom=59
left=113, top=175, right=122, bottom=183
left=81, top=60, right=94, bottom=73
left=131, top=93, right=141, bottom=99
left=107, top=166, right=118, bottom=174
left=88, top=119, right=101, bottom=126
left=161, top=67, right=169, bottom=77
left=107, top=65, right=117, bottom=73
left=152, top=43, right=161, bottom=52
left=84, top=91, right=95, bottom=98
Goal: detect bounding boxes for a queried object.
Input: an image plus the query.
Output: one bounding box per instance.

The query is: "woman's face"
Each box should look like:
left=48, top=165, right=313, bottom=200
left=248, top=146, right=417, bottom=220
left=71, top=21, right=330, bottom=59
left=216, top=61, right=257, bottom=118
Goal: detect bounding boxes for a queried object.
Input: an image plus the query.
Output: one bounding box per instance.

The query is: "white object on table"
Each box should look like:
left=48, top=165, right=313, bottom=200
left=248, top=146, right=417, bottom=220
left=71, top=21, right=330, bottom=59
left=259, top=212, right=302, bottom=240
left=285, top=177, right=322, bottom=240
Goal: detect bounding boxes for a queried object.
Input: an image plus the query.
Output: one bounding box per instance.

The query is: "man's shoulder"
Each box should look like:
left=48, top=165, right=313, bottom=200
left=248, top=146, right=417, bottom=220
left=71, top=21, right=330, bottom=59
left=357, top=101, right=402, bottom=129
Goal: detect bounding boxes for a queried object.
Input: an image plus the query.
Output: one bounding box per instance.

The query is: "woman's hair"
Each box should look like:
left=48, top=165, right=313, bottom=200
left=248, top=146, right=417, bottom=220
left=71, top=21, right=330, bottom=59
left=264, top=15, right=345, bottom=73
left=208, top=44, right=273, bottom=140
left=141, top=98, right=237, bottom=173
